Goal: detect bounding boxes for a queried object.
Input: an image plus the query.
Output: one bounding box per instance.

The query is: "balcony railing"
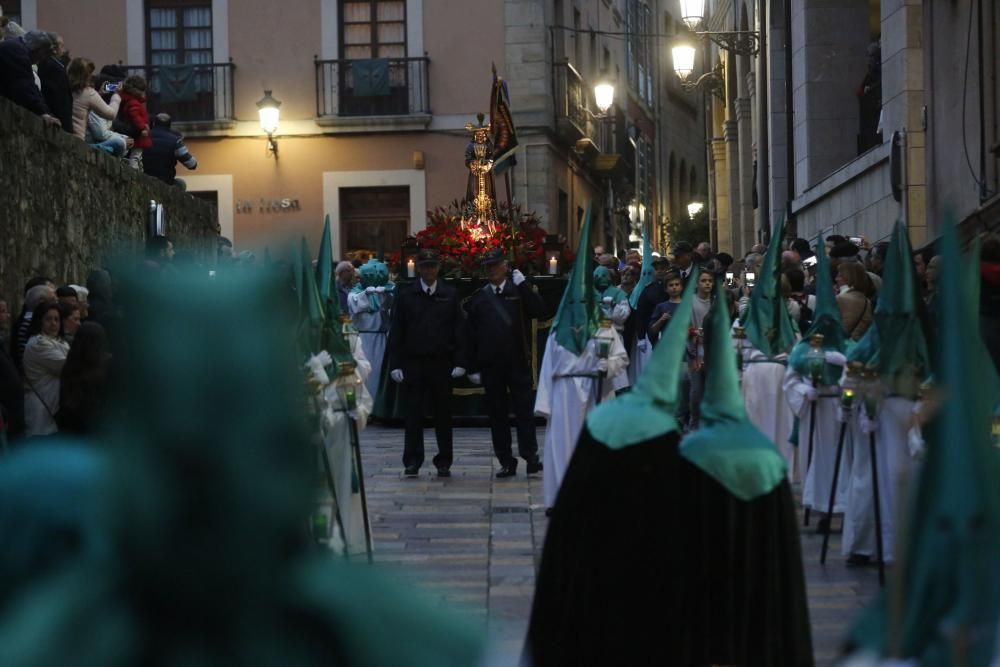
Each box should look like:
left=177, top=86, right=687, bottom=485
left=315, top=57, right=430, bottom=118
left=122, top=62, right=235, bottom=124
left=553, top=61, right=612, bottom=154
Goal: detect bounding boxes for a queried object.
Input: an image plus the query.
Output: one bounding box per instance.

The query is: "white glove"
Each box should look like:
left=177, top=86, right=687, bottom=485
left=860, top=411, right=878, bottom=434
left=451, top=367, right=466, bottom=379
left=636, top=339, right=649, bottom=353
left=907, top=425, right=925, bottom=459
left=512, top=269, right=526, bottom=286
left=804, top=387, right=818, bottom=402
left=836, top=406, right=850, bottom=423
left=390, top=369, right=404, bottom=383
left=824, top=350, right=847, bottom=366
left=597, top=359, right=609, bottom=373
left=364, top=286, right=377, bottom=294
left=375, top=286, right=386, bottom=293
left=602, top=296, right=613, bottom=305
left=304, top=351, right=333, bottom=386
left=468, top=372, right=482, bottom=385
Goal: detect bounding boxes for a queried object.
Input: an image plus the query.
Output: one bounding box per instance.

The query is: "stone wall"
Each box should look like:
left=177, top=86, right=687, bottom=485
left=791, top=142, right=900, bottom=243
left=0, top=98, right=218, bottom=309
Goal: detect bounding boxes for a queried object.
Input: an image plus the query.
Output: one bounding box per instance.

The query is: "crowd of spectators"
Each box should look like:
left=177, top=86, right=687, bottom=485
left=590, top=227, right=1000, bottom=430
left=0, top=25, right=197, bottom=184
left=0, top=235, right=194, bottom=446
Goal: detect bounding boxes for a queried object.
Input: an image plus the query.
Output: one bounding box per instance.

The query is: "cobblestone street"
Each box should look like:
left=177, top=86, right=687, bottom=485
left=356, top=425, right=882, bottom=666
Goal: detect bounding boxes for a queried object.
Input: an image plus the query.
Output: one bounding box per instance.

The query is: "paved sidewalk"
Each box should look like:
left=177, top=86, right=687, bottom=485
left=356, top=425, right=881, bottom=666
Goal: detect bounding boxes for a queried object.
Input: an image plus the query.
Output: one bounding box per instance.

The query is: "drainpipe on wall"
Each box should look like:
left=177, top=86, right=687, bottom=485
left=783, top=0, right=796, bottom=236
left=756, top=0, right=770, bottom=242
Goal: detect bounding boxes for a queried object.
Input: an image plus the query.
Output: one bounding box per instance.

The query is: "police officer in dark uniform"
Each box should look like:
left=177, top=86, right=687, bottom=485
left=387, top=249, right=467, bottom=478
left=465, top=249, right=546, bottom=478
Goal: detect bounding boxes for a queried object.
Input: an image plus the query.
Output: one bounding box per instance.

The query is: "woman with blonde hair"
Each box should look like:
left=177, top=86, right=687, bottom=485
left=68, top=57, right=126, bottom=154
left=835, top=261, right=873, bottom=341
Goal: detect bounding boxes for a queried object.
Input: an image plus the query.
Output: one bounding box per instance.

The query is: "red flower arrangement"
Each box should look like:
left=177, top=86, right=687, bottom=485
left=388, top=200, right=575, bottom=279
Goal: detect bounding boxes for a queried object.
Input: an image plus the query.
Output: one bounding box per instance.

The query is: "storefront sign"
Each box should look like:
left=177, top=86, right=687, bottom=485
left=236, top=198, right=301, bottom=214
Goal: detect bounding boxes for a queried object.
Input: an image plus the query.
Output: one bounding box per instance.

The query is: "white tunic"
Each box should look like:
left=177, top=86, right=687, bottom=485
left=784, top=369, right=851, bottom=513
left=738, top=340, right=798, bottom=481
left=535, top=331, right=628, bottom=508
left=347, top=289, right=391, bottom=401
left=841, top=396, right=916, bottom=562
left=321, top=336, right=373, bottom=557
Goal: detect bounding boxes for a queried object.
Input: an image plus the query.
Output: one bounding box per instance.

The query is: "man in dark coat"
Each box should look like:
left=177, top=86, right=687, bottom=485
left=36, top=32, right=72, bottom=133
left=387, top=249, right=468, bottom=477
left=465, top=249, right=546, bottom=477
left=143, top=113, right=199, bottom=187
left=0, top=32, right=61, bottom=127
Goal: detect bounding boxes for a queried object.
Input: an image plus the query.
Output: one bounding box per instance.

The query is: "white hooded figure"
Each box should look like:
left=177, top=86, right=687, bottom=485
left=347, top=259, right=394, bottom=402
left=310, top=335, right=373, bottom=557
left=535, top=246, right=629, bottom=510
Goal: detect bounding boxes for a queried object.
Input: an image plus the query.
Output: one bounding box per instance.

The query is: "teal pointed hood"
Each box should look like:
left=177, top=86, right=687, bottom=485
left=316, top=214, right=333, bottom=303
left=873, top=222, right=931, bottom=390
left=680, top=282, right=787, bottom=501
left=789, top=235, right=846, bottom=384
left=586, top=273, right=697, bottom=448
left=849, top=215, right=1000, bottom=664
left=629, top=231, right=655, bottom=309
left=551, top=204, right=600, bottom=355
left=742, top=214, right=797, bottom=357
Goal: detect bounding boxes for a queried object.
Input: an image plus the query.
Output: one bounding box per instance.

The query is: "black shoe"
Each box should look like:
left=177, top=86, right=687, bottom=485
left=495, top=464, right=517, bottom=479
left=846, top=553, right=871, bottom=567
left=526, top=458, right=543, bottom=474
left=544, top=507, right=553, bottom=517
left=815, top=517, right=831, bottom=534
left=403, top=466, right=419, bottom=477
left=436, top=466, right=451, bottom=478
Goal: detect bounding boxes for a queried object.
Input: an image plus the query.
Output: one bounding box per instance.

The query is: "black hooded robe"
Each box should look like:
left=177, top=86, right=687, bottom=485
left=523, top=428, right=813, bottom=666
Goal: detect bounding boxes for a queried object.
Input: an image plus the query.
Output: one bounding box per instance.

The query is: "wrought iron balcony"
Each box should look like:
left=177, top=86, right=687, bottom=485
left=315, top=57, right=430, bottom=118
left=122, top=62, right=235, bottom=124
left=553, top=61, right=614, bottom=155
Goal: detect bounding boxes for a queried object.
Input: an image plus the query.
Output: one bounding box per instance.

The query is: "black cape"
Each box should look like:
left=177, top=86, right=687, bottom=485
left=523, top=427, right=813, bottom=666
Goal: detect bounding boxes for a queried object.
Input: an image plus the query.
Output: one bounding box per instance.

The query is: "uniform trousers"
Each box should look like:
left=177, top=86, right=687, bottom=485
left=482, top=362, right=539, bottom=467
left=401, top=357, right=453, bottom=469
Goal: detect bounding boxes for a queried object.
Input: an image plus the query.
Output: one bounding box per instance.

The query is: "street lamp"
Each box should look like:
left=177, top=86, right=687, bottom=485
left=679, top=0, right=705, bottom=30
left=256, top=89, right=281, bottom=158
left=593, top=77, right=615, bottom=116
left=672, top=44, right=697, bottom=81
left=687, top=202, right=704, bottom=218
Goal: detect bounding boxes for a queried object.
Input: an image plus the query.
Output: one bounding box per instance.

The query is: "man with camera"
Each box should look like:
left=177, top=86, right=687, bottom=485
left=465, top=249, right=546, bottom=478
left=387, top=249, right=467, bottom=478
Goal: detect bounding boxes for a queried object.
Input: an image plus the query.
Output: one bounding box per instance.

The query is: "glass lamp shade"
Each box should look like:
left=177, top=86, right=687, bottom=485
left=595, top=319, right=615, bottom=359
left=679, top=0, right=705, bottom=30
left=256, top=90, right=281, bottom=134
left=672, top=45, right=697, bottom=81
left=687, top=202, right=704, bottom=218
left=594, top=81, right=615, bottom=114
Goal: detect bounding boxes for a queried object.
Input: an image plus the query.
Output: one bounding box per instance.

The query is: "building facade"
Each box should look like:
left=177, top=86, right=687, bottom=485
left=10, top=0, right=706, bottom=260
left=696, top=0, right=998, bottom=256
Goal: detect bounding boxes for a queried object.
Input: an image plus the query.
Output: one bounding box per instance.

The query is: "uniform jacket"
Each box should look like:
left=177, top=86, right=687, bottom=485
left=464, top=279, right=546, bottom=372
left=387, top=280, right=467, bottom=370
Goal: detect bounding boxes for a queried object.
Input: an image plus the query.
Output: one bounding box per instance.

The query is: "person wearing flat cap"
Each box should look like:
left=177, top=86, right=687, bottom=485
left=387, top=249, right=468, bottom=478
left=464, top=249, right=546, bottom=478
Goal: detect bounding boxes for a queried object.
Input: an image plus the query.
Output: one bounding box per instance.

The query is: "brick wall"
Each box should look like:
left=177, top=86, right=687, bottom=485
left=0, top=97, right=218, bottom=309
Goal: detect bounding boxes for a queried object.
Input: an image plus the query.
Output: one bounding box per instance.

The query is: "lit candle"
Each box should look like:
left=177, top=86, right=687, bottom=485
left=548, top=256, right=558, bottom=275
left=345, top=388, right=357, bottom=410
left=406, top=258, right=415, bottom=278
left=841, top=388, right=855, bottom=409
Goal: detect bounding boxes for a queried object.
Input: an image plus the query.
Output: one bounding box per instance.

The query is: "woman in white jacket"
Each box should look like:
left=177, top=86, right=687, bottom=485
left=22, top=302, right=70, bottom=437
